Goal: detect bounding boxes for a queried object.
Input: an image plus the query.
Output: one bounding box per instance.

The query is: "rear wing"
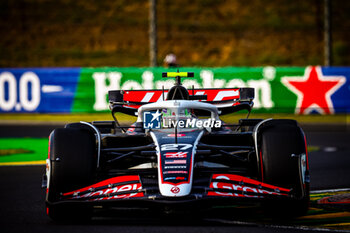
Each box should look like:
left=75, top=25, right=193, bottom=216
left=109, top=88, right=254, bottom=115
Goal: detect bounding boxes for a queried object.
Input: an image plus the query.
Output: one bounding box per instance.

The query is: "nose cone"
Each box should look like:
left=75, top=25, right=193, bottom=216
left=159, top=183, right=192, bottom=197
left=150, top=130, right=204, bottom=198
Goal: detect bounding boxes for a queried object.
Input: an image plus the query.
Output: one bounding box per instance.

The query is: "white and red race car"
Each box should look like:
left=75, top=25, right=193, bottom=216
left=43, top=71, right=310, bottom=221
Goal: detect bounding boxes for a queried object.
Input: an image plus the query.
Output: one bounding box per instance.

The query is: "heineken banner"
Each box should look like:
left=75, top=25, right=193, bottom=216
left=0, top=66, right=349, bottom=114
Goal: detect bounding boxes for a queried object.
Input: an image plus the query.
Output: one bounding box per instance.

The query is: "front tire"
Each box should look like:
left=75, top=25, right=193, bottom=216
left=258, top=120, right=309, bottom=217
left=46, top=127, right=96, bottom=222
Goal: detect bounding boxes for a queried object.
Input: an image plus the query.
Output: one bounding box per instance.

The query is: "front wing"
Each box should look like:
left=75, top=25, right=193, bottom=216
left=48, top=174, right=293, bottom=207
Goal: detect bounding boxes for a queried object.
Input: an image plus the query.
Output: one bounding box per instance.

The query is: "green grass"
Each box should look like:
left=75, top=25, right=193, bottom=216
left=0, top=138, right=48, bottom=163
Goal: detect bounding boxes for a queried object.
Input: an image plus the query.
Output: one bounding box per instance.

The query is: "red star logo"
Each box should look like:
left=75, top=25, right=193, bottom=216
left=282, top=66, right=346, bottom=114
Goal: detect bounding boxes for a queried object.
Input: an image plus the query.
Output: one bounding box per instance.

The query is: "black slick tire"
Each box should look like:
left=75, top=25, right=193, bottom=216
left=258, top=120, right=309, bottom=217
left=46, top=127, right=96, bottom=222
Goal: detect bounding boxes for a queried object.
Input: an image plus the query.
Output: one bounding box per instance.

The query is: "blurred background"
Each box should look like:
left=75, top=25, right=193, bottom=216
left=1, top=0, right=349, bottom=68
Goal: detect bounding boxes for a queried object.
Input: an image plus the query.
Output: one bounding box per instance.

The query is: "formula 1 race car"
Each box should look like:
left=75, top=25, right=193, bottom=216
left=43, top=71, right=310, bottom=221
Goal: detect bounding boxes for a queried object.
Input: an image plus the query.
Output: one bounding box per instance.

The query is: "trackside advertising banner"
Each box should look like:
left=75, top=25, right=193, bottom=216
left=0, top=66, right=349, bottom=114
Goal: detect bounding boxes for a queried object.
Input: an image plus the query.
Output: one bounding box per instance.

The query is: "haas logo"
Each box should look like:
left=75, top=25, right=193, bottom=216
left=171, top=186, right=180, bottom=194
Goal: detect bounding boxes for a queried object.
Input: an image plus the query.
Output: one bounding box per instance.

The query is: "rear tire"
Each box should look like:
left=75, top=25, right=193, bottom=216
left=258, top=120, right=309, bottom=217
left=46, top=127, right=96, bottom=222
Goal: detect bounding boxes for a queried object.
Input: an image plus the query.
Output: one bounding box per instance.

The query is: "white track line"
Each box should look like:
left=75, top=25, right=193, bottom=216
left=206, top=218, right=350, bottom=233
left=311, top=188, right=350, bottom=194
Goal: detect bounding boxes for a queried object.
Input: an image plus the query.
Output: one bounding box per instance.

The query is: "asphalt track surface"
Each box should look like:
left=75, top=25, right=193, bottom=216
left=0, top=123, right=349, bottom=233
